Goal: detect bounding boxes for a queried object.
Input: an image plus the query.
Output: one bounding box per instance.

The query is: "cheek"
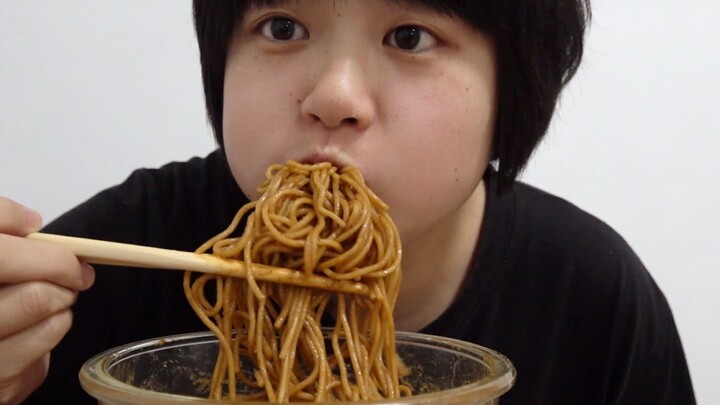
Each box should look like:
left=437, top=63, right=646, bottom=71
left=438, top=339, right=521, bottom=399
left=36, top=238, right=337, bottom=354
left=222, top=58, right=302, bottom=199
left=372, top=79, right=495, bottom=241
left=222, top=78, right=265, bottom=200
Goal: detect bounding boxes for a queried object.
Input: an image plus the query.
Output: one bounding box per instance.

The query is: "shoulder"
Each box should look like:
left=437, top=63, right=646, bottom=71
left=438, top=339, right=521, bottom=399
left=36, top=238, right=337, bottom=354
left=110, top=149, right=235, bottom=201
left=44, top=150, right=247, bottom=248
left=438, top=175, right=696, bottom=403
left=511, top=181, right=629, bottom=256
left=494, top=180, right=662, bottom=316
left=505, top=182, right=695, bottom=403
left=507, top=181, right=640, bottom=278
left=497, top=180, right=681, bottom=350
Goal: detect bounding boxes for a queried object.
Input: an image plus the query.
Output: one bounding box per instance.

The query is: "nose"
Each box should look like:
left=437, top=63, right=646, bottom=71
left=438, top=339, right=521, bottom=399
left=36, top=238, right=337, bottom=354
left=300, top=57, right=376, bottom=130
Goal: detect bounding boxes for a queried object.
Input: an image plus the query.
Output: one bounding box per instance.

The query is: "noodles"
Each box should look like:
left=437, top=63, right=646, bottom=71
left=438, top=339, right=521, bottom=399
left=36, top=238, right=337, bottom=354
left=183, top=161, right=405, bottom=402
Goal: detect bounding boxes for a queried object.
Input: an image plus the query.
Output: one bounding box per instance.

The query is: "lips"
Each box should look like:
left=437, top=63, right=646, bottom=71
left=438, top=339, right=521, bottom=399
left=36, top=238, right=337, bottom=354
left=298, top=151, right=350, bottom=170
left=293, top=151, right=378, bottom=192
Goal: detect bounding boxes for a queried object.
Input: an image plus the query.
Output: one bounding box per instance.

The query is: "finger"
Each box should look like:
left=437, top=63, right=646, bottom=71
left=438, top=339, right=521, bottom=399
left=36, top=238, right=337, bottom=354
left=0, top=234, right=95, bottom=290
left=0, top=309, right=72, bottom=381
left=0, top=197, right=43, bottom=235
left=0, top=282, right=78, bottom=340
left=0, top=353, right=49, bottom=405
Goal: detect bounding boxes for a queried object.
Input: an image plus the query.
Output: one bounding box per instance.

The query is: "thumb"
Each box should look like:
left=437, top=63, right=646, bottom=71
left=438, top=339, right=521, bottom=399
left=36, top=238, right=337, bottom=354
left=0, top=197, right=44, bottom=236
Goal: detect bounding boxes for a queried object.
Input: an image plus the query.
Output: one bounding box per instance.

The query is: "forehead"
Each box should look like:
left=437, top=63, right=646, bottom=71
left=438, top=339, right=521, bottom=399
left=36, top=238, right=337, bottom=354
left=242, top=0, right=464, bottom=17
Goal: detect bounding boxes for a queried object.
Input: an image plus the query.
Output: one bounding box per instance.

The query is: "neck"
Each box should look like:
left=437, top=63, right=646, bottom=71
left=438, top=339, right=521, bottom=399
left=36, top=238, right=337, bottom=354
left=393, top=180, right=487, bottom=332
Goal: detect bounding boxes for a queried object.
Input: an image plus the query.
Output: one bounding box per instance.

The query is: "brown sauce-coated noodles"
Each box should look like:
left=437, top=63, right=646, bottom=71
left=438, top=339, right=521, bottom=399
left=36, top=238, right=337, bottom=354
left=183, top=161, right=407, bottom=402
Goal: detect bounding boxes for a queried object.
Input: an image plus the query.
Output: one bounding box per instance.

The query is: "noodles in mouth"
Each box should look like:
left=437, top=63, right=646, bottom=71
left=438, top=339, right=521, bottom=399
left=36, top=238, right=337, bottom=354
left=183, top=161, right=407, bottom=402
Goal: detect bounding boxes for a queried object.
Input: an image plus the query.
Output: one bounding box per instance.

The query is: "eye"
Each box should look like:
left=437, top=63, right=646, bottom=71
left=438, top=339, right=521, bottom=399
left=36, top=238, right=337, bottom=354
left=258, top=16, right=308, bottom=41
left=385, top=25, right=437, bottom=52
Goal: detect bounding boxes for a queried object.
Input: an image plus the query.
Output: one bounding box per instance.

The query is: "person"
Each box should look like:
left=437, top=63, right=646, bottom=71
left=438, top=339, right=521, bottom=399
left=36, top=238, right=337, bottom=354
left=0, top=0, right=696, bottom=404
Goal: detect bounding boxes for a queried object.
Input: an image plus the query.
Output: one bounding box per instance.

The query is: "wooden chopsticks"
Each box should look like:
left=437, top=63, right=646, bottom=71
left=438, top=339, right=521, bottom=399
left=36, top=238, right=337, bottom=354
left=27, top=233, right=370, bottom=296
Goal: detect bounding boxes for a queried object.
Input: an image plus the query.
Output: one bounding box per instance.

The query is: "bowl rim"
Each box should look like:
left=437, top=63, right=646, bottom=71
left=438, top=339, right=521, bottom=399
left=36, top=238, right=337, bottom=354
left=79, top=331, right=516, bottom=404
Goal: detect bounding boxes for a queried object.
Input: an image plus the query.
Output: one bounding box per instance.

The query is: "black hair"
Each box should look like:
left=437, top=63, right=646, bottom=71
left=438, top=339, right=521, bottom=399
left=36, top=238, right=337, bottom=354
left=192, top=0, right=591, bottom=191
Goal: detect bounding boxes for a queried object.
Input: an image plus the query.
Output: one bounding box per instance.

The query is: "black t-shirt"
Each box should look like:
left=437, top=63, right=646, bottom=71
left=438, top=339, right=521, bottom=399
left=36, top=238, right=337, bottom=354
left=27, top=150, right=695, bottom=404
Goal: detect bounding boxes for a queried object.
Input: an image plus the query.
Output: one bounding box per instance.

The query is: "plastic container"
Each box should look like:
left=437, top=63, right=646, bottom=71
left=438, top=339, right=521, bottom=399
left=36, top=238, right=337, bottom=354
left=80, top=331, right=515, bottom=404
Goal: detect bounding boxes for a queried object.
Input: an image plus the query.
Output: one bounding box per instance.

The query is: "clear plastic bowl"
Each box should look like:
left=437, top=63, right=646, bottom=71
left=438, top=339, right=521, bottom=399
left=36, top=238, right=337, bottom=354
left=80, top=331, right=515, bottom=404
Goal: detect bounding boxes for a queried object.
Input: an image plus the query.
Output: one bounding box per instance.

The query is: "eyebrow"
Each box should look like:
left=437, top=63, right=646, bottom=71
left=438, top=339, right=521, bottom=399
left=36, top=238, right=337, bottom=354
left=246, top=0, right=301, bottom=8
left=246, top=0, right=457, bottom=13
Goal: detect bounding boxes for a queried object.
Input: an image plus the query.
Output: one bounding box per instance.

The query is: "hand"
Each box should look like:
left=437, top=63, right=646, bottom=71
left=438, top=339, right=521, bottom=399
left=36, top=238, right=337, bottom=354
left=0, top=197, right=95, bottom=405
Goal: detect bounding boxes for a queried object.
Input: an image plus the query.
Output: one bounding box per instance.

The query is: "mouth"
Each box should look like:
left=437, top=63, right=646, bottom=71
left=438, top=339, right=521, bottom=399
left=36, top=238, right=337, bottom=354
left=294, top=152, right=376, bottom=190
left=298, top=152, right=349, bottom=170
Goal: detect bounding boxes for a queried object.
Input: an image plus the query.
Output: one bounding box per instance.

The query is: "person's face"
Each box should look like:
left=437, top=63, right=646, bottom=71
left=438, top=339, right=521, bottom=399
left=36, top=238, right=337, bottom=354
left=223, top=0, right=496, bottom=246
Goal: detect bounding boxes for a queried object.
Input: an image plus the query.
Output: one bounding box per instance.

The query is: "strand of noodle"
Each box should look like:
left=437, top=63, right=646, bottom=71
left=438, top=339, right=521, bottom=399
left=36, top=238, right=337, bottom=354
left=303, top=216, right=324, bottom=274
left=185, top=161, right=406, bottom=401
left=194, top=203, right=255, bottom=254
left=312, top=169, right=346, bottom=228
left=379, top=281, right=401, bottom=397
left=277, top=288, right=310, bottom=401
left=348, top=295, right=372, bottom=398
left=183, top=272, right=238, bottom=399
left=349, top=296, right=373, bottom=395
left=220, top=277, right=238, bottom=397
left=253, top=296, right=276, bottom=402
left=307, top=317, right=330, bottom=400
left=333, top=200, right=368, bottom=244
left=242, top=237, right=265, bottom=300
left=289, top=331, right=321, bottom=399
left=190, top=274, right=223, bottom=316
left=324, top=220, right=400, bottom=279
left=366, top=291, right=385, bottom=372
left=330, top=321, right=353, bottom=399
left=337, top=294, right=369, bottom=399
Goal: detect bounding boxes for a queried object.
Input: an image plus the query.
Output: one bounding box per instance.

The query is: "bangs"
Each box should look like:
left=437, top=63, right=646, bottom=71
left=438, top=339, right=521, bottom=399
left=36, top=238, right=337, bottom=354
left=227, top=0, right=491, bottom=34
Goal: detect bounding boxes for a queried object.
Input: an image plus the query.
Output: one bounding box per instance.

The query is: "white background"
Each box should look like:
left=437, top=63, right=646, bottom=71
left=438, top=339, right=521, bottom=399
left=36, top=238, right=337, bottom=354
left=1, top=1, right=718, bottom=403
